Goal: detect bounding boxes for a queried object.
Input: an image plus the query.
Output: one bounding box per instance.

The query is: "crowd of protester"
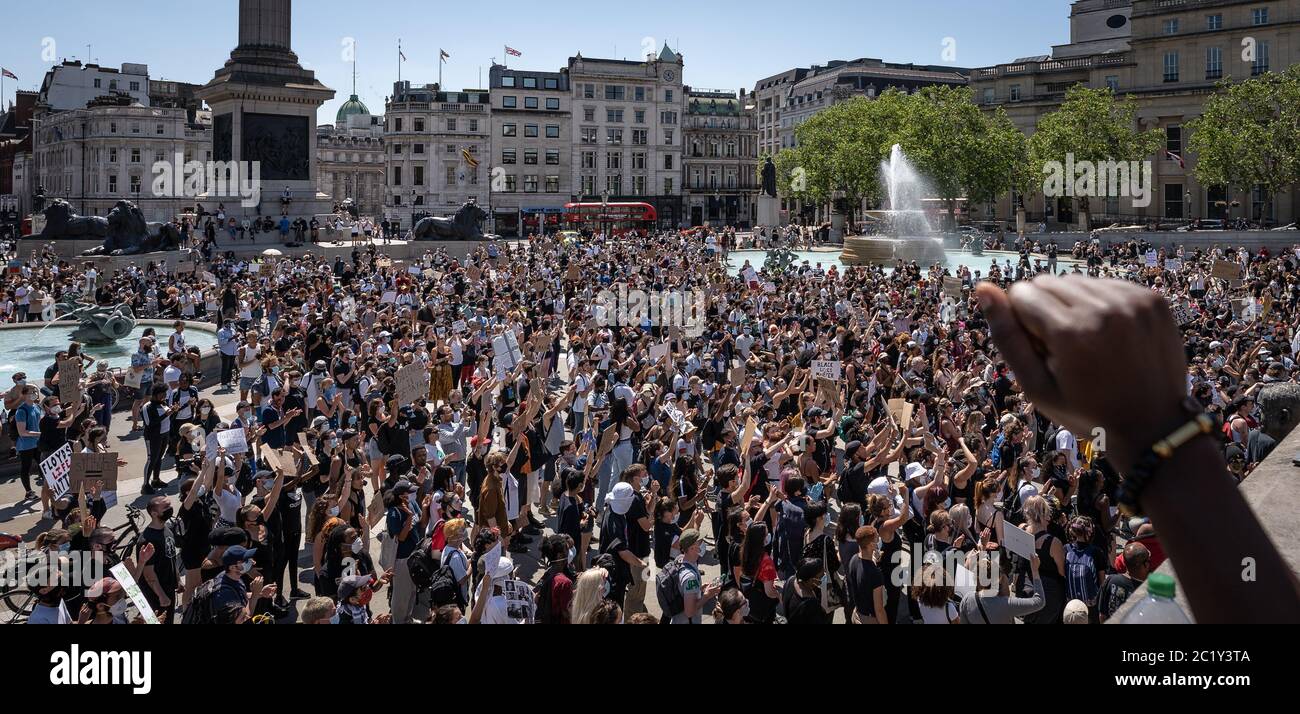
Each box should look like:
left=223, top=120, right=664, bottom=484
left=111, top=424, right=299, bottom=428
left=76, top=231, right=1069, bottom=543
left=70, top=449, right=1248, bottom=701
left=1, top=223, right=1296, bottom=625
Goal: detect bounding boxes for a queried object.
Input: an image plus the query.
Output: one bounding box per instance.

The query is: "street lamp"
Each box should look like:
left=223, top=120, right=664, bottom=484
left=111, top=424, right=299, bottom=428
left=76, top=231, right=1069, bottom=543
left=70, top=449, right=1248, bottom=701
left=601, top=190, right=609, bottom=237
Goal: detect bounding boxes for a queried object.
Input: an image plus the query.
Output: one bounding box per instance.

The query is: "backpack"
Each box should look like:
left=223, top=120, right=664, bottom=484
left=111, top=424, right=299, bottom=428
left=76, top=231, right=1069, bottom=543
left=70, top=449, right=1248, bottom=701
left=1065, top=542, right=1100, bottom=607
left=182, top=576, right=222, bottom=624
left=655, top=557, right=696, bottom=620
left=775, top=500, right=806, bottom=575
left=405, top=538, right=441, bottom=591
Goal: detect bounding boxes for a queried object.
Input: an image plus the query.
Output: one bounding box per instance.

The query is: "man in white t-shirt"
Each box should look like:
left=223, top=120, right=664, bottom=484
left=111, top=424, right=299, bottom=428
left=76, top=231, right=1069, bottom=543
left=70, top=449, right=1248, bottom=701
left=481, top=556, right=535, bottom=624
left=1055, top=428, right=1079, bottom=472
left=571, top=360, right=594, bottom=434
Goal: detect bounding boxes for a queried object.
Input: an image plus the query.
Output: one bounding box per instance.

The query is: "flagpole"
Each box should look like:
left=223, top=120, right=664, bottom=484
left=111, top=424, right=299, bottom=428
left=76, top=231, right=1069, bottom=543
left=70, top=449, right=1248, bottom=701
left=398, top=39, right=402, bottom=85
left=439, top=53, right=442, bottom=90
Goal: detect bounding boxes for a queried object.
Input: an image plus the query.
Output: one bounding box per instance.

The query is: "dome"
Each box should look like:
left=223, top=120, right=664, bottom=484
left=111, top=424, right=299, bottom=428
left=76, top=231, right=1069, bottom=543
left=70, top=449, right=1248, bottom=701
left=335, top=94, right=370, bottom=123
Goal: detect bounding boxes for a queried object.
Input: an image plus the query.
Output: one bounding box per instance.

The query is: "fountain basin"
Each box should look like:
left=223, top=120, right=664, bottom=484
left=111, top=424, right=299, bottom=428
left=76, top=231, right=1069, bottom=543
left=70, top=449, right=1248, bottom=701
left=0, top=320, right=221, bottom=388
left=842, top=236, right=948, bottom=266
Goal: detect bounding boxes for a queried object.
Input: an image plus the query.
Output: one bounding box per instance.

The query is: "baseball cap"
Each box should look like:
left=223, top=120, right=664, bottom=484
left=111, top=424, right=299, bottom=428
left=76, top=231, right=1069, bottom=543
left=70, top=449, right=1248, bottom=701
left=391, top=479, right=416, bottom=497
left=337, top=573, right=372, bottom=601
left=221, top=545, right=257, bottom=567
left=844, top=440, right=863, bottom=456
left=1063, top=599, right=1090, bottom=624
left=678, top=529, right=703, bottom=552
left=209, top=526, right=247, bottom=547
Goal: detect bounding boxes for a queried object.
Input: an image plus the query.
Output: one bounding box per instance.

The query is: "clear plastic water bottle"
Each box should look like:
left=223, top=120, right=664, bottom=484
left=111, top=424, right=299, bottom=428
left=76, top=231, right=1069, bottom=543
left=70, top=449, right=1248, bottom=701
left=1120, top=573, right=1192, bottom=624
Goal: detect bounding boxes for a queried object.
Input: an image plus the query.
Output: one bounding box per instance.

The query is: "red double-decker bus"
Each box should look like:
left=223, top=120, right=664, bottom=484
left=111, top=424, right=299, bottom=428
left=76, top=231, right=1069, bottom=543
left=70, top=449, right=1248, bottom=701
left=563, top=202, right=656, bottom=236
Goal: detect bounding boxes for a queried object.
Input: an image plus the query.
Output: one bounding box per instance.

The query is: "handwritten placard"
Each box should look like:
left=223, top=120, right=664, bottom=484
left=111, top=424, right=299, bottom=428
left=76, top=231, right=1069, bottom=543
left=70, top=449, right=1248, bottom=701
left=1211, top=260, right=1239, bottom=281
left=58, top=360, right=82, bottom=406
left=395, top=362, right=430, bottom=407
left=70, top=451, right=119, bottom=491
left=41, top=443, right=73, bottom=500
left=810, top=360, right=842, bottom=381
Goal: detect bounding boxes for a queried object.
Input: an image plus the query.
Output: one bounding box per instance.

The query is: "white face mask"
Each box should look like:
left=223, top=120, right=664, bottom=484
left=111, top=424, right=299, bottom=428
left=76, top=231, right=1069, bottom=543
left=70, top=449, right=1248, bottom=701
left=328, top=506, right=341, bottom=517
left=239, top=560, right=253, bottom=574
left=351, top=538, right=363, bottom=554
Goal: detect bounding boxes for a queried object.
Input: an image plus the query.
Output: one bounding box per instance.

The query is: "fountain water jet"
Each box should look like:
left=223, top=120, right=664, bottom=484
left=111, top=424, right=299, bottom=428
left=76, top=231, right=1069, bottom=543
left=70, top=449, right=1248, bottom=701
left=841, top=144, right=946, bottom=266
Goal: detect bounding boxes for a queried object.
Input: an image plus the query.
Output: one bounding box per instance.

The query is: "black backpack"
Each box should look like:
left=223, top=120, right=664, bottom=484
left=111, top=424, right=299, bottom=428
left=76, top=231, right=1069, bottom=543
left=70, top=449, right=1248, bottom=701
left=655, top=557, right=693, bottom=620
left=405, top=538, right=441, bottom=591
left=182, top=576, right=222, bottom=624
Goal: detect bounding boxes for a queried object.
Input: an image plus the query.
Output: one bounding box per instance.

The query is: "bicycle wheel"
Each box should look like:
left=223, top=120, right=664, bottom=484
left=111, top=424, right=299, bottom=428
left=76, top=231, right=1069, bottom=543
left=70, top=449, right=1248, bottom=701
left=0, top=587, right=35, bottom=624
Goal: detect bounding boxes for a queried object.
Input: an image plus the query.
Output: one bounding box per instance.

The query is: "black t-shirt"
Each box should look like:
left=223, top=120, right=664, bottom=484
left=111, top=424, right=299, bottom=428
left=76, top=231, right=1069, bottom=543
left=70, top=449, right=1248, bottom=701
left=178, top=496, right=215, bottom=563
left=625, top=495, right=651, bottom=558
left=1099, top=573, right=1140, bottom=620
left=139, top=524, right=178, bottom=603
left=845, top=554, right=884, bottom=618
left=653, top=520, right=681, bottom=569
left=840, top=461, right=871, bottom=507
left=781, top=575, right=832, bottom=624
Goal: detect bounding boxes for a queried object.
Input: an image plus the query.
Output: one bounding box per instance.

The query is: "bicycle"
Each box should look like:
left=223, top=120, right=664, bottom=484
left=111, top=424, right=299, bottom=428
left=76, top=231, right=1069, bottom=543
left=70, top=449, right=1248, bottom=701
left=0, top=506, right=147, bottom=623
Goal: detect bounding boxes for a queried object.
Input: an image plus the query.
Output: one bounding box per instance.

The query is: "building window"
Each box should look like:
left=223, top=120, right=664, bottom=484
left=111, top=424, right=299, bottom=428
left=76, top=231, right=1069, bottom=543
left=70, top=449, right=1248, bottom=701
left=522, top=77, right=537, bottom=89
left=413, top=119, right=423, bottom=132
left=665, top=89, right=673, bottom=102
left=606, top=128, right=623, bottom=144
left=1163, top=52, right=1179, bottom=82
left=633, top=109, right=645, bottom=124
left=546, top=97, right=559, bottom=110
left=1252, top=7, right=1268, bottom=25
left=1167, top=126, right=1182, bottom=158
left=393, top=195, right=402, bottom=205
left=524, top=175, right=538, bottom=192
left=109, top=80, right=117, bottom=89
left=581, top=176, right=595, bottom=194
left=607, top=152, right=621, bottom=170
left=1164, top=183, right=1184, bottom=219
left=130, top=81, right=140, bottom=91
left=632, top=152, right=645, bottom=169
left=131, top=122, right=140, bottom=134
left=1207, top=14, right=1222, bottom=30
left=664, top=154, right=673, bottom=170
left=660, top=111, right=677, bottom=124
left=545, top=125, right=560, bottom=138
left=413, top=143, right=424, bottom=154
left=155, top=123, right=165, bottom=135
left=414, top=166, right=424, bottom=186
left=663, top=177, right=673, bottom=195
left=502, top=123, right=517, bottom=136
left=446, top=144, right=456, bottom=153
left=395, top=118, right=404, bottom=132
left=1009, top=84, right=1021, bottom=101
left=982, top=88, right=995, bottom=103
left=392, top=166, right=402, bottom=186
left=545, top=175, right=559, bottom=192
left=632, top=176, right=645, bottom=195
left=605, top=85, right=625, bottom=100
left=502, top=76, right=516, bottom=87
left=524, top=150, right=538, bottom=165
left=447, top=118, right=457, bottom=131
left=525, top=96, right=538, bottom=109
left=414, top=195, right=424, bottom=205
left=606, top=175, right=621, bottom=193
left=544, top=78, right=558, bottom=90
left=502, top=149, right=516, bottom=164
left=522, top=124, right=536, bottom=137
left=581, top=127, right=597, bottom=143
left=632, top=129, right=647, bottom=145
left=502, top=96, right=517, bottom=108
left=1105, top=75, right=1120, bottom=91
left=505, top=175, right=517, bottom=192
left=446, top=166, right=457, bottom=184
left=582, top=152, right=595, bottom=169
left=664, top=129, right=673, bottom=145
left=633, top=86, right=645, bottom=102
left=546, top=149, right=559, bottom=165
left=583, top=83, right=594, bottom=99
left=608, top=109, right=624, bottom=123
left=392, top=144, right=402, bottom=155
left=1206, top=47, right=1223, bottom=79
left=93, top=78, right=101, bottom=89
left=1253, top=41, right=1270, bottom=75
left=130, top=148, right=141, bottom=163
left=1163, top=19, right=1179, bottom=34
left=108, top=175, right=117, bottom=192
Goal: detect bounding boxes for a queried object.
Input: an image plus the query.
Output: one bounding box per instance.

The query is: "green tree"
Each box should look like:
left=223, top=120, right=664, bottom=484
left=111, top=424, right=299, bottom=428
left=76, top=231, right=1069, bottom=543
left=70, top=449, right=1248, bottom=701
left=1028, top=86, right=1165, bottom=224
left=1188, top=66, right=1300, bottom=224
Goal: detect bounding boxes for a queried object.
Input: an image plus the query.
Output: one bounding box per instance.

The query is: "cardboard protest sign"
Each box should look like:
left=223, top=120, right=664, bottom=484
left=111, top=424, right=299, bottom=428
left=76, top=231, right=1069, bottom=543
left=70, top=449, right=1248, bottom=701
left=376, top=257, right=393, bottom=269
left=110, top=562, right=160, bottom=625
left=492, top=335, right=517, bottom=379
left=59, top=360, right=82, bottom=406
left=261, top=448, right=284, bottom=474
left=408, top=266, right=422, bottom=276
left=1144, top=250, right=1157, bottom=268
left=70, top=452, right=119, bottom=491
left=729, top=364, right=746, bottom=386
left=740, top=417, right=759, bottom=455
left=1168, top=301, right=1195, bottom=326
left=1002, top=523, right=1036, bottom=560
left=1211, top=260, right=1239, bottom=280
left=395, top=362, right=430, bottom=407
left=810, top=360, right=842, bottom=381
left=216, top=427, right=249, bottom=454
left=298, top=433, right=316, bottom=467
left=452, top=319, right=467, bottom=334
left=649, top=341, right=670, bottom=362
left=886, top=398, right=914, bottom=430
left=566, top=264, right=580, bottom=281
left=762, top=281, right=777, bottom=294
left=742, top=267, right=758, bottom=285
left=41, top=444, right=73, bottom=500
left=942, top=276, right=962, bottom=299
left=1164, top=258, right=1181, bottom=272
left=380, top=291, right=397, bottom=304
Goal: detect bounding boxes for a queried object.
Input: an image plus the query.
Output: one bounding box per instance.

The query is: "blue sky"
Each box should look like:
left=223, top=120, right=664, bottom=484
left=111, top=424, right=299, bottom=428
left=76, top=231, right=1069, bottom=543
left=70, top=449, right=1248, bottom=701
left=2, top=0, right=1070, bottom=121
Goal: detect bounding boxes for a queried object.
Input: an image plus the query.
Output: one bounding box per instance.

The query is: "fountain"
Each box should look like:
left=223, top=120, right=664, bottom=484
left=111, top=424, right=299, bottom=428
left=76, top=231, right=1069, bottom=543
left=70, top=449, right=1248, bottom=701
left=841, top=144, right=947, bottom=266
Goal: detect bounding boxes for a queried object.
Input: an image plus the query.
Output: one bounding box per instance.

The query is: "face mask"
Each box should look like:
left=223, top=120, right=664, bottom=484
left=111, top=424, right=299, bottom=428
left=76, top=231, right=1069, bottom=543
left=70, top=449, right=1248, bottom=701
left=328, top=506, right=341, bottom=517
left=58, top=542, right=71, bottom=553
left=160, top=507, right=174, bottom=520
left=262, top=478, right=276, bottom=491
left=601, top=579, right=611, bottom=598
left=239, top=559, right=254, bottom=574
left=648, top=376, right=657, bottom=384
left=351, top=538, right=363, bottom=554
left=567, top=547, right=577, bottom=564
left=110, top=598, right=130, bottom=618
left=349, top=416, right=358, bottom=426
left=764, top=532, right=773, bottom=547
left=196, top=484, right=207, bottom=497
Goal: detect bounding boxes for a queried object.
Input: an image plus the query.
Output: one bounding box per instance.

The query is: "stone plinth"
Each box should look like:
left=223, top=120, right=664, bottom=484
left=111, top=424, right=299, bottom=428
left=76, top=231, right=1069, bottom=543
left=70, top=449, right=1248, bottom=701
left=756, top=194, right=780, bottom=228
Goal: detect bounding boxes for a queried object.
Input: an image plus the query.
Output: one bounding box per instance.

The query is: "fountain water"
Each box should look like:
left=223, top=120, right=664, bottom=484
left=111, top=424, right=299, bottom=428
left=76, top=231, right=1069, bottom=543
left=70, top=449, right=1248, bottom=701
left=842, top=144, right=947, bottom=266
